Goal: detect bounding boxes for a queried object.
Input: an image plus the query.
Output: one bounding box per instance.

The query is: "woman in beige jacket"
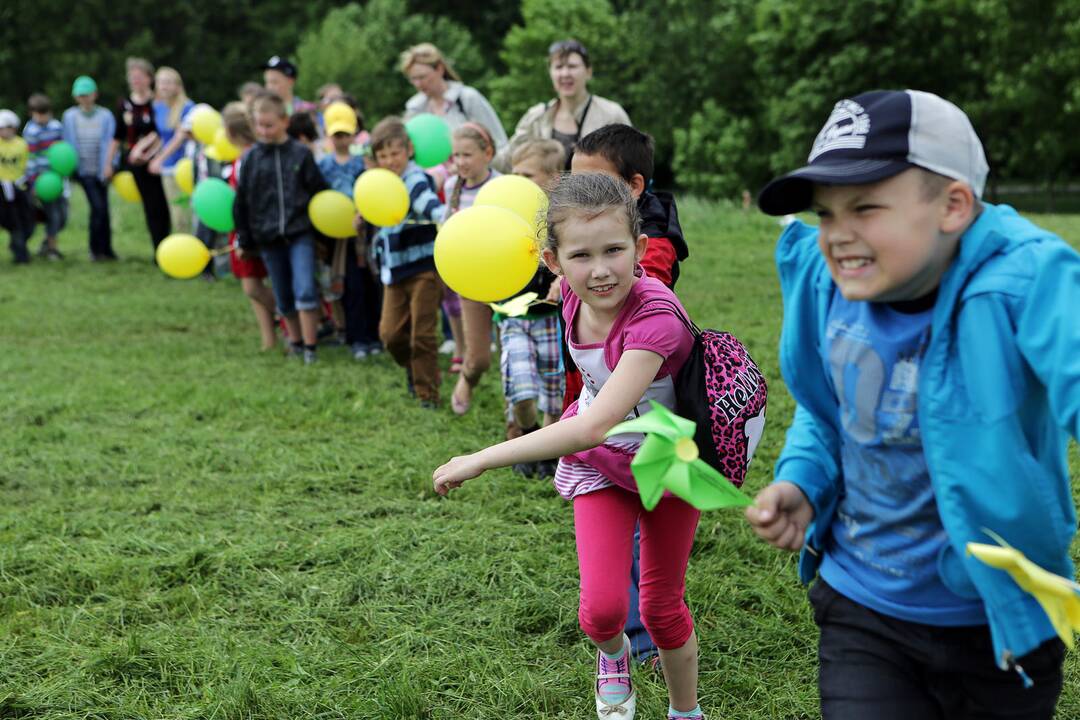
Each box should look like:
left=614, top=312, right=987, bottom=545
left=495, top=39, right=630, bottom=172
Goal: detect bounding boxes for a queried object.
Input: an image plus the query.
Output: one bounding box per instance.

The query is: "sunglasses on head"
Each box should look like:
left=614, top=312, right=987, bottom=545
left=548, top=40, right=589, bottom=62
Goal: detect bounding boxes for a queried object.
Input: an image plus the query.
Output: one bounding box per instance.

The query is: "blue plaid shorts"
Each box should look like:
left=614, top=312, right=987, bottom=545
left=499, top=314, right=564, bottom=416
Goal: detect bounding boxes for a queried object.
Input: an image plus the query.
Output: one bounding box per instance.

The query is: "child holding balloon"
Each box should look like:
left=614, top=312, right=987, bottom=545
left=434, top=173, right=706, bottom=720
left=23, top=94, right=68, bottom=260
left=445, top=122, right=500, bottom=415
left=221, top=102, right=277, bottom=351
left=234, top=92, right=328, bottom=364
left=370, top=116, right=446, bottom=406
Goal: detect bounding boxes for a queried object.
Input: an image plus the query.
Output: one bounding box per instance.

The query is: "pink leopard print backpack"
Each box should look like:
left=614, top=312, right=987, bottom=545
left=646, top=299, right=767, bottom=485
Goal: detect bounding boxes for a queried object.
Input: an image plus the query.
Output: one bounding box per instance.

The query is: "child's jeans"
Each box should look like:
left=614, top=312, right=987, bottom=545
left=810, top=579, right=1064, bottom=719
left=499, top=315, right=563, bottom=416
left=0, top=183, right=33, bottom=262
left=344, top=237, right=382, bottom=347
left=573, top=485, right=700, bottom=650
left=41, top=197, right=68, bottom=237
left=259, top=234, right=319, bottom=316
left=379, top=270, right=440, bottom=402
left=75, top=175, right=113, bottom=257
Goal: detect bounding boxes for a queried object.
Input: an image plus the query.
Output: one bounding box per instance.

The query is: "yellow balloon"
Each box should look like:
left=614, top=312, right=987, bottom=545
left=435, top=205, right=538, bottom=302
left=354, top=168, right=409, bottom=227
left=212, top=128, right=241, bottom=163
left=474, top=174, right=548, bottom=245
left=191, top=105, right=222, bottom=145
left=175, top=158, right=195, bottom=195
left=156, top=233, right=211, bottom=279
left=309, top=190, right=357, bottom=238
left=112, top=170, right=141, bottom=203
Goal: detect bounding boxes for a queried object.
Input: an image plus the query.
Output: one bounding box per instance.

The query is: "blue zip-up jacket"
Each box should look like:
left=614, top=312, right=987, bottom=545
left=775, top=203, right=1080, bottom=670
left=61, top=106, right=115, bottom=180
left=373, top=162, right=445, bottom=286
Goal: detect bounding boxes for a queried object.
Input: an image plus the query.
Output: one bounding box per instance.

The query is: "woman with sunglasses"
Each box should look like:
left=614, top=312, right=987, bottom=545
left=497, top=39, right=630, bottom=171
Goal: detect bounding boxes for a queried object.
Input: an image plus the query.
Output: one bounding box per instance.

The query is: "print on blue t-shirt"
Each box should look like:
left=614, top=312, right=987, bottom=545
left=818, top=290, right=986, bottom=626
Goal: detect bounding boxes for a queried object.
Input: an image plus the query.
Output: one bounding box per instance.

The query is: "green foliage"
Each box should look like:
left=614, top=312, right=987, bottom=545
left=295, top=0, right=491, bottom=127
left=673, top=101, right=768, bottom=198
left=488, top=0, right=630, bottom=132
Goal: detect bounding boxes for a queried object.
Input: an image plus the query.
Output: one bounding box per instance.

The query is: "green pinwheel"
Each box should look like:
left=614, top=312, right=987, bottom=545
left=606, top=401, right=752, bottom=511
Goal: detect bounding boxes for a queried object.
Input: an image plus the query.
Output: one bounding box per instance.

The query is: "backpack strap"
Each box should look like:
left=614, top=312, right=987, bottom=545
left=638, top=296, right=701, bottom=338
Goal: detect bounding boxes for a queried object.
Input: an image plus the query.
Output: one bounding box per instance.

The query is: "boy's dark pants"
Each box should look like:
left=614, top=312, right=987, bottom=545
left=810, top=579, right=1064, bottom=720
left=75, top=175, right=113, bottom=257
left=0, top=188, right=34, bottom=262
left=344, top=237, right=382, bottom=346
left=129, top=164, right=171, bottom=249
left=379, top=270, right=440, bottom=402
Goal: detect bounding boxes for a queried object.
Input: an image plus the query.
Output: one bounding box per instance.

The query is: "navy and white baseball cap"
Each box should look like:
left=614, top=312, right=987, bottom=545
left=757, top=90, right=989, bottom=216
left=262, top=56, right=298, bottom=79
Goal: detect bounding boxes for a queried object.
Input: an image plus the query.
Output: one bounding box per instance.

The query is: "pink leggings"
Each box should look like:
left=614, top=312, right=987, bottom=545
left=573, top=486, right=701, bottom=650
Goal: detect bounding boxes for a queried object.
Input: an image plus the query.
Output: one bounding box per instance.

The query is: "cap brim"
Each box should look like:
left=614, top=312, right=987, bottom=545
left=757, top=159, right=913, bottom=216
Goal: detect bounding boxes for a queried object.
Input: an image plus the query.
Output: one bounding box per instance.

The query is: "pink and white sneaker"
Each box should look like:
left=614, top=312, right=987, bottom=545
left=595, top=634, right=635, bottom=718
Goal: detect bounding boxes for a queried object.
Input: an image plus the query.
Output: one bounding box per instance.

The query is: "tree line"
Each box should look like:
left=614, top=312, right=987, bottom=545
left=3, top=0, right=1077, bottom=198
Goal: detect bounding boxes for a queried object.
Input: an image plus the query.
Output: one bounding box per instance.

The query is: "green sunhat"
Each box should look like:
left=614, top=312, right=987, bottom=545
left=71, top=76, right=97, bottom=97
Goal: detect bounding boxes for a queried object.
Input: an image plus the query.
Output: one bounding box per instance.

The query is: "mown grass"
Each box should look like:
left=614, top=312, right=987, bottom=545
left=0, top=193, right=1077, bottom=719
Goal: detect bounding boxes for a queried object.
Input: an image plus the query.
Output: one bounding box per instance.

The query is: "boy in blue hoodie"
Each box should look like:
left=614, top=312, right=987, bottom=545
left=746, top=90, right=1079, bottom=719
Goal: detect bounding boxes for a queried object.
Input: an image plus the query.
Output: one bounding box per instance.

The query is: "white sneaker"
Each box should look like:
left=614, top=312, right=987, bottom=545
left=595, top=635, right=635, bottom=719
left=438, top=339, right=456, bottom=355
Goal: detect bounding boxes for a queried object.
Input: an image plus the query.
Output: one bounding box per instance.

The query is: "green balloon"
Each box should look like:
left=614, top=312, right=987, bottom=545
left=46, top=141, right=79, bottom=177
left=191, top=178, right=236, bottom=232
left=405, top=113, right=452, bottom=168
left=34, top=171, right=63, bottom=202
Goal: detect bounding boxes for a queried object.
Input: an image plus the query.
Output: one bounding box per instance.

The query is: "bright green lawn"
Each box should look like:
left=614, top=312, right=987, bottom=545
left=0, top=193, right=1077, bottom=719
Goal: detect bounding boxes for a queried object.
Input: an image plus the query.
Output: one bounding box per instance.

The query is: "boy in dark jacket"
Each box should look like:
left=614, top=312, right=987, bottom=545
left=571, top=124, right=688, bottom=287
left=234, top=92, right=328, bottom=364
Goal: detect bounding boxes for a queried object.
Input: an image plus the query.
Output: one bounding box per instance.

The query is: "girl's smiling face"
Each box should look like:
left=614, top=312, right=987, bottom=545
left=543, top=209, right=647, bottom=314
left=452, top=136, right=492, bottom=185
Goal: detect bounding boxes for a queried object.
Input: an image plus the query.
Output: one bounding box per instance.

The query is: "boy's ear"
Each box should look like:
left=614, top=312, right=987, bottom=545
left=628, top=173, right=646, bottom=199
left=940, top=181, right=976, bottom=234
left=541, top=246, right=561, bottom=276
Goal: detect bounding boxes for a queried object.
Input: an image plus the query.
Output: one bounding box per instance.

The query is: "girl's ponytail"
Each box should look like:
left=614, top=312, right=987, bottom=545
left=449, top=174, right=466, bottom=214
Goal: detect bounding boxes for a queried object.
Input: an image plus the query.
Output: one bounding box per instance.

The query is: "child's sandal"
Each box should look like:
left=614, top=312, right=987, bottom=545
left=449, top=357, right=463, bottom=374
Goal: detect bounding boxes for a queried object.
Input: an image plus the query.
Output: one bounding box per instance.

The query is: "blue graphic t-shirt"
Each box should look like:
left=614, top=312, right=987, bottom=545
left=818, top=289, right=986, bottom=626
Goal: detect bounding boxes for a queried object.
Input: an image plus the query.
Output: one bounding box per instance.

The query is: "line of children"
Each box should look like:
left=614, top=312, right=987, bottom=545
left=370, top=117, right=446, bottom=407
left=444, top=122, right=500, bottom=415
left=23, top=94, right=68, bottom=260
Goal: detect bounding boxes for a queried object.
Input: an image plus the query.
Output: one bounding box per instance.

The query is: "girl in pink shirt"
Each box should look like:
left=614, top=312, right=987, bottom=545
left=434, top=173, right=704, bottom=720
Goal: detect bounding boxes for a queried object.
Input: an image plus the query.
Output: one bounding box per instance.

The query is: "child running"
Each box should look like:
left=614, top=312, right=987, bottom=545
left=747, top=89, right=1080, bottom=719
left=23, top=93, right=67, bottom=260
left=434, top=173, right=705, bottom=720
left=444, top=122, right=500, bottom=415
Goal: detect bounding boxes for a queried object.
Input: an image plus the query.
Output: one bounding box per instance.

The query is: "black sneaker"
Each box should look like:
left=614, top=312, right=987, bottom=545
left=303, top=348, right=318, bottom=365
left=512, top=462, right=537, bottom=478
left=419, top=400, right=439, bottom=410
left=536, top=460, right=558, bottom=479
left=45, top=248, right=64, bottom=261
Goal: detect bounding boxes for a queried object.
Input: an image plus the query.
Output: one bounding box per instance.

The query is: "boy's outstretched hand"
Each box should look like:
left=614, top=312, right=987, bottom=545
left=745, top=481, right=814, bottom=551
left=433, top=454, right=486, bottom=496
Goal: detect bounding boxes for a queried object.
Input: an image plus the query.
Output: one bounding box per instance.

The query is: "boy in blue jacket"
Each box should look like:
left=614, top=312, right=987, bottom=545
left=746, top=89, right=1079, bottom=719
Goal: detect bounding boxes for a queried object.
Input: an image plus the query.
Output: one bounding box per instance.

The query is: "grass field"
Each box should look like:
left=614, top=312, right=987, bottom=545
left=1, top=193, right=1077, bottom=719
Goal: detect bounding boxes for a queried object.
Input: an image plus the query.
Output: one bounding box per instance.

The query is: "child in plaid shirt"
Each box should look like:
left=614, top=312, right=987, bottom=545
left=501, top=138, right=567, bottom=477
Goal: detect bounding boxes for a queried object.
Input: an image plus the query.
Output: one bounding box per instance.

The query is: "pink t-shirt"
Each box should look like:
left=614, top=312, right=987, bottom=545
left=553, top=268, right=695, bottom=499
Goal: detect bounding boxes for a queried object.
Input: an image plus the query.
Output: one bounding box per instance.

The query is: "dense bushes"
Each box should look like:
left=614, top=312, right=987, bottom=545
left=4, top=0, right=1078, bottom=197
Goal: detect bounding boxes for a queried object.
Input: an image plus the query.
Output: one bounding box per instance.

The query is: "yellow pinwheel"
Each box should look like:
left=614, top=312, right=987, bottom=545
left=967, top=530, right=1080, bottom=649
left=489, top=292, right=539, bottom=317
left=606, top=401, right=752, bottom=511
